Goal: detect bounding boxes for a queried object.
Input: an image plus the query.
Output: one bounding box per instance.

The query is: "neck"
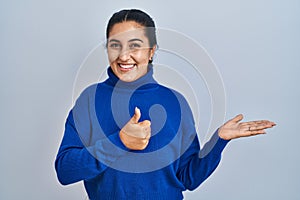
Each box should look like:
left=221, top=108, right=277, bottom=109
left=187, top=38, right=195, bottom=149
left=105, top=64, right=158, bottom=91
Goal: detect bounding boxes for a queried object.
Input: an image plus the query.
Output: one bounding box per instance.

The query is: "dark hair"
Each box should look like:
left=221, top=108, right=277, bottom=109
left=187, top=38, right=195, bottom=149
left=106, top=9, right=157, bottom=48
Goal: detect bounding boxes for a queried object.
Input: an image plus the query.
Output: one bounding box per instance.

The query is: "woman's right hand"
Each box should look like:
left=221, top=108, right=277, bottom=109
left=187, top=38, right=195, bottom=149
left=119, top=107, right=151, bottom=150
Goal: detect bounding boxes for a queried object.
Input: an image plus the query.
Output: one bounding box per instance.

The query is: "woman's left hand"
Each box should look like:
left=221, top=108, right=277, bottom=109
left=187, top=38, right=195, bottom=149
left=218, top=114, right=276, bottom=140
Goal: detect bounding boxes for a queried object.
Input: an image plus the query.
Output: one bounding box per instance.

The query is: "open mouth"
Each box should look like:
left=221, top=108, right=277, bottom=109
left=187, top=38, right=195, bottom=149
left=118, top=64, right=136, bottom=71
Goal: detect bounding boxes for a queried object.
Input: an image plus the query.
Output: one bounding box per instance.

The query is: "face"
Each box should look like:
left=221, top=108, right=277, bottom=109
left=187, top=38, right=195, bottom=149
left=107, top=21, right=156, bottom=82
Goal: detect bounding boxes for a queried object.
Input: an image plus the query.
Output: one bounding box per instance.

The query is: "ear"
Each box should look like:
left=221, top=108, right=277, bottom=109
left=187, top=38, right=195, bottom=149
left=149, top=45, right=157, bottom=60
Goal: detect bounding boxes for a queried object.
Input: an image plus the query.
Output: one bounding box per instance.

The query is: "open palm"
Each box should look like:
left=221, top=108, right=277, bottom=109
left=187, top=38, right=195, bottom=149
left=218, top=114, right=276, bottom=140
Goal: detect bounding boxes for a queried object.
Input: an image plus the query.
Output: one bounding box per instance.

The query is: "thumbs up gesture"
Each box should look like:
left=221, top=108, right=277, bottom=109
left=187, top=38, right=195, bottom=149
left=119, top=107, right=151, bottom=150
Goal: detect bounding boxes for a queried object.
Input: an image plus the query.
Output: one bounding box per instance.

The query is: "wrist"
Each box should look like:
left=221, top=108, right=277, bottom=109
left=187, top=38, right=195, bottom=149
left=218, top=127, right=232, bottom=141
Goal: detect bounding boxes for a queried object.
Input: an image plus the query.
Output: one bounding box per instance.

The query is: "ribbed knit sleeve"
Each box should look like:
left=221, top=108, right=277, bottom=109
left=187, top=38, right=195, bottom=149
left=54, top=85, right=127, bottom=185
left=55, top=113, right=126, bottom=185
left=176, top=95, right=230, bottom=191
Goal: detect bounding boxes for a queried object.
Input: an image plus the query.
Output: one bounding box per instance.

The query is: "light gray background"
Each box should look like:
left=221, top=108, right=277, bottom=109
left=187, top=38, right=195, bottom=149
left=1, top=0, right=299, bottom=199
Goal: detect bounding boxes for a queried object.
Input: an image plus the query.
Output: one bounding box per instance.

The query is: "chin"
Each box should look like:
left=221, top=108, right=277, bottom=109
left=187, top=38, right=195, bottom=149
left=119, top=74, right=138, bottom=82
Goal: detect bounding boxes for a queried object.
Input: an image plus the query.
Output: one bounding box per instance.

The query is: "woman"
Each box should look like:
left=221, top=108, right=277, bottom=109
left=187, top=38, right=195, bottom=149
left=55, top=9, right=275, bottom=200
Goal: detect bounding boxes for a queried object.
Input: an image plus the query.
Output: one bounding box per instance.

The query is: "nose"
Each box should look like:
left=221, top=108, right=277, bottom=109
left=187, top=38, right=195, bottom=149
left=118, top=47, right=131, bottom=61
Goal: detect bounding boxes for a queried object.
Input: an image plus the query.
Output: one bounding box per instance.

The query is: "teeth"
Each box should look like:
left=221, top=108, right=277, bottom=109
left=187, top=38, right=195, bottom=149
left=119, top=64, right=135, bottom=69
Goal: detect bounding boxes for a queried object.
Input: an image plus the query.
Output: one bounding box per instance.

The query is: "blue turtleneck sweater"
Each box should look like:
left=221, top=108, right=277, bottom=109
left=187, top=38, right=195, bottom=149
left=55, top=66, right=229, bottom=200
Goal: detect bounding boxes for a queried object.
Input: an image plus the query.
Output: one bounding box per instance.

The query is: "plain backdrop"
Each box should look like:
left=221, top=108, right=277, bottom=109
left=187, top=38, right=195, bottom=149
left=1, top=0, right=299, bottom=199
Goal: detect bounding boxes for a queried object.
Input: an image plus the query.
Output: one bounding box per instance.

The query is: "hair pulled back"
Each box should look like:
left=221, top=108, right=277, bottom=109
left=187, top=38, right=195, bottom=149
left=106, top=9, right=157, bottom=48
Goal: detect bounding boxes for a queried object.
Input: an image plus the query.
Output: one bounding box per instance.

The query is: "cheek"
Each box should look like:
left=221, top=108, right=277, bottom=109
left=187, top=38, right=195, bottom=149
left=107, top=50, right=119, bottom=63
left=134, top=50, right=151, bottom=63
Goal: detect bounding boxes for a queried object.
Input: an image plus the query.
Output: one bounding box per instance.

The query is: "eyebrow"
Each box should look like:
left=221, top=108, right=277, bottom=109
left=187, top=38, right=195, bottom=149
left=108, top=38, right=144, bottom=43
left=108, top=39, right=120, bottom=43
left=128, top=38, right=144, bottom=43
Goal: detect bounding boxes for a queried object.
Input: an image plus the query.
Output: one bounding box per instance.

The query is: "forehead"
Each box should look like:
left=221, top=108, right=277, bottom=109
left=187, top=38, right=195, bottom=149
left=108, top=21, right=148, bottom=41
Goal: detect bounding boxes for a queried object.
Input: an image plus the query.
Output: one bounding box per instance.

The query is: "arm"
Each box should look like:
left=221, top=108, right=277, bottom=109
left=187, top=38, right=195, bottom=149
left=177, top=127, right=229, bottom=190
left=176, top=98, right=275, bottom=190
left=54, top=86, right=128, bottom=185
left=54, top=111, right=126, bottom=185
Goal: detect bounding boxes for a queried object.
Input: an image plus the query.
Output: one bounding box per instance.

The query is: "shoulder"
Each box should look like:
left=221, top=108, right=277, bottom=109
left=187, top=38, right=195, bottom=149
left=72, top=82, right=105, bottom=109
left=75, top=81, right=107, bottom=100
left=158, top=84, right=190, bottom=106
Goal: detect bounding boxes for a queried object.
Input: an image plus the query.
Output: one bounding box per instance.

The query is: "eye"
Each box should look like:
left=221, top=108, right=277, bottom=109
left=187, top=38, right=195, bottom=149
left=129, top=43, right=141, bottom=50
left=109, top=43, right=121, bottom=49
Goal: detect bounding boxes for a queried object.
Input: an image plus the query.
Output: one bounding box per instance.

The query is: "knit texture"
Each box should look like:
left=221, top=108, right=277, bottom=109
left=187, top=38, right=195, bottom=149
left=55, top=66, right=229, bottom=200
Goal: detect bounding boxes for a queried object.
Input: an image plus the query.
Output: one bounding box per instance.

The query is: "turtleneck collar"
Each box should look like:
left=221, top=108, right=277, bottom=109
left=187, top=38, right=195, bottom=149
left=104, top=64, right=159, bottom=91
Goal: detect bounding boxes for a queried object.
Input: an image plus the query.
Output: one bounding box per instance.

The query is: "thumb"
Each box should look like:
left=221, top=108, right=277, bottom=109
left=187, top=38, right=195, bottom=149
left=229, top=114, right=243, bottom=123
left=131, top=107, right=141, bottom=124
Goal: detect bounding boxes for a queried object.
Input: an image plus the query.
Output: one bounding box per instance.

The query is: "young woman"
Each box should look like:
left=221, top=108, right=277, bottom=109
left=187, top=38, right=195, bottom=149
left=55, top=9, right=275, bottom=200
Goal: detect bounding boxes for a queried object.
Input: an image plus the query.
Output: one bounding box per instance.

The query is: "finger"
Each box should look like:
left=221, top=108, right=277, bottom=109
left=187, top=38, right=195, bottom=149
left=228, top=114, right=243, bottom=124
left=243, top=121, right=266, bottom=126
left=264, top=121, right=276, bottom=126
left=143, top=125, right=151, bottom=134
left=251, top=123, right=275, bottom=131
left=139, top=120, right=151, bottom=127
left=243, top=120, right=275, bottom=127
left=141, top=121, right=151, bottom=138
left=144, top=131, right=151, bottom=140
left=131, top=107, right=141, bottom=124
left=243, top=120, right=272, bottom=126
left=236, top=131, right=265, bottom=139
left=242, top=121, right=276, bottom=131
left=245, top=129, right=266, bottom=136
left=120, top=132, right=150, bottom=150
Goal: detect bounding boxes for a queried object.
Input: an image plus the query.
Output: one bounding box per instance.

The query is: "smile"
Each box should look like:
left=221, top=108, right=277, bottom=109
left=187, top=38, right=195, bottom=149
left=118, top=64, right=136, bottom=71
